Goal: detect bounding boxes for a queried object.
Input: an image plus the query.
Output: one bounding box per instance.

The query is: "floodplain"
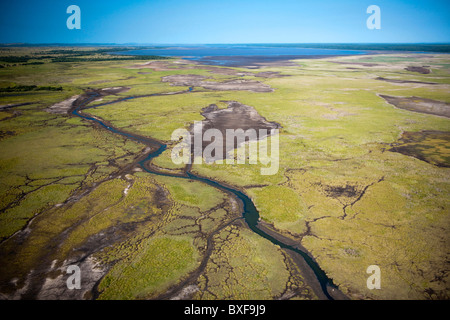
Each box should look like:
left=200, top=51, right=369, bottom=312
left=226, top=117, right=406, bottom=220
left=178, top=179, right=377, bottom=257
left=0, top=47, right=448, bottom=300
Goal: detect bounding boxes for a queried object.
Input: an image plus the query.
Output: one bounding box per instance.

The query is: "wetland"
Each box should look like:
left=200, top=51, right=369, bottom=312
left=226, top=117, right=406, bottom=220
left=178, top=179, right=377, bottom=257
left=0, top=46, right=449, bottom=300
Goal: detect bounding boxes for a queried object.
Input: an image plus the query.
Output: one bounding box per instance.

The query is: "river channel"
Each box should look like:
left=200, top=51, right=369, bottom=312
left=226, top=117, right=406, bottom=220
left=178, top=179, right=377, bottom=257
left=72, top=88, right=345, bottom=300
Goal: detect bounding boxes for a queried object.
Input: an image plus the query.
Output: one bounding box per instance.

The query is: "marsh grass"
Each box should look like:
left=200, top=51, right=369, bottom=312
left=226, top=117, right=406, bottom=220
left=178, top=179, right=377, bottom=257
left=98, top=236, right=198, bottom=299
left=0, top=50, right=448, bottom=299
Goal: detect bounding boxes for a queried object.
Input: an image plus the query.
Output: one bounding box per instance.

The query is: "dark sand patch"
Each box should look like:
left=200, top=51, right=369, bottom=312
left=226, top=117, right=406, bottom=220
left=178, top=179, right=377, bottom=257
left=189, top=101, right=281, bottom=162
left=376, top=77, right=437, bottom=85
left=379, top=95, right=450, bottom=118
left=0, top=102, right=34, bottom=110
left=161, top=74, right=273, bottom=92
left=324, top=185, right=359, bottom=198
left=405, top=66, right=431, bottom=74
left=46, top=87, right=130, bottom=114
left=389, top=131, right=450, bottom=167
left=0, top=130, right=15, bottom=139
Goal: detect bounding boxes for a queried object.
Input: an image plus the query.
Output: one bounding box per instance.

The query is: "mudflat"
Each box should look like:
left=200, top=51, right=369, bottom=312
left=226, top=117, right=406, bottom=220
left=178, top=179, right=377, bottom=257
left=161, top=74, right=274, bottom=92
left=189, top=101, right=281, bottom=162
left=1, top=47, right=449, bottom=301
left=379, top=94, right=450, bottom=118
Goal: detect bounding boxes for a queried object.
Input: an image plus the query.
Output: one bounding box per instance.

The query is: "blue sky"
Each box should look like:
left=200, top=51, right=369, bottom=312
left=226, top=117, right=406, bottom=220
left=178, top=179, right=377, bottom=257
left=1, top=0, right=449, bottom=44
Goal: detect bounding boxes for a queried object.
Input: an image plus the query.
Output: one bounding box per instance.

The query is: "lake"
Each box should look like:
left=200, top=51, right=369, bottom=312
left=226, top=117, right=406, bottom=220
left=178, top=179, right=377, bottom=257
left=111, top=45, right=368, bottom=67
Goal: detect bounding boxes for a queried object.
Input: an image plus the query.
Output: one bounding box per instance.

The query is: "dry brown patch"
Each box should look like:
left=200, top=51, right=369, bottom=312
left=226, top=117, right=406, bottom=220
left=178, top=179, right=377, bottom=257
left=379, top=94, right=450, bottom=118
left=161, top=74, right=274, bottom=92
left=405, top=66, right=431, bottom=74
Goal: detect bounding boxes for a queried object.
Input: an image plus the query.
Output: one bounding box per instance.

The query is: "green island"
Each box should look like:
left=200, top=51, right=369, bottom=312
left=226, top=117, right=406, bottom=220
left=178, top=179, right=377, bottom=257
left=0, top=46, right=448, bottom=300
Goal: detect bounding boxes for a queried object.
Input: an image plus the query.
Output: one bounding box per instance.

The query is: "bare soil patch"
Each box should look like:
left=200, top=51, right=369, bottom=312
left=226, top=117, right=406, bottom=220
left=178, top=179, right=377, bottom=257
left=389, top=130, right=450, bottom=167
left=161, top=74, right=274, bottom=92
left=379, top=94, right=450, bottom=118
left=189, top=101, right=281, bottom=162
left=46, top=87, right=130, bottom=114
left=376, top=77, right=437, bottom=85
left=405, top=66, right=431, bottom=74
left=324, top=185, right=358, bottom=198
left=45, top=95, right=82, bottom=114
left=0, top=102, right=34, bottom=111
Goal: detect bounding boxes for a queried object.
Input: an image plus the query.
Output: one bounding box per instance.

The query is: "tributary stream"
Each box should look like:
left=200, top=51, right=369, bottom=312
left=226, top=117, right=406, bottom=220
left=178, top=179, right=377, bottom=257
left=72, top=89, right=342, bottom=300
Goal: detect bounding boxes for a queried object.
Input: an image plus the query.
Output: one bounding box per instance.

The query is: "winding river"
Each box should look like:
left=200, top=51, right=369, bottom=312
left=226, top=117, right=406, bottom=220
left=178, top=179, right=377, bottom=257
left=72, top=89, right=340, bottom=300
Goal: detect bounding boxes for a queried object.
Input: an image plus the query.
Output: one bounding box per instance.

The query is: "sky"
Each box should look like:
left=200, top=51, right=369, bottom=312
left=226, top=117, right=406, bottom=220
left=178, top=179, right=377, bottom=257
left=0, top=0, right=449, bottom=44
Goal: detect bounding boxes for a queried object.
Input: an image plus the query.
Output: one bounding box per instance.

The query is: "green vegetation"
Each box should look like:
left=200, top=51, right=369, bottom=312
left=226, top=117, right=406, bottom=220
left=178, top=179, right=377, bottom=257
left=195, top=225, right=315, bottom=299
left=0, top=85, right=62, bottom=92
left=0, top=46, right=170, bottom=67
left=249, top=185, right=308, bottom=234
left=389, top=131, right=450, bottom=167
left=0, top=108, right=142, bottom=240
left=98, top=237, right=198, bottom=299
left=0, top=47, right=448, bottom=300
left=152, top=175, right=225, bottom=211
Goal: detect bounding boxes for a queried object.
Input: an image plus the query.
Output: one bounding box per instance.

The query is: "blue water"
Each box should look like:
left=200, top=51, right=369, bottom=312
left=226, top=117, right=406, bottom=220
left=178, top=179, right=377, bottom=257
left=72, top=90, right=337, bottom=300
left=112, top=45, right=367, bottom=66
left=115, top=45, right=367, bottom=57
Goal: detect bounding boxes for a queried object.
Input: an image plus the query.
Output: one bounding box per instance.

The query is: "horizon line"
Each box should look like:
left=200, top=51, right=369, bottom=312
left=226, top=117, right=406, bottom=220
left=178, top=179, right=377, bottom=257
left=1, top=42, right=450, bottom=46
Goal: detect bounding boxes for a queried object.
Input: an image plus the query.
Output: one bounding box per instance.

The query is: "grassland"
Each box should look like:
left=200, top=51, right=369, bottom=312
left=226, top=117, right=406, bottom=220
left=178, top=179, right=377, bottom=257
left=0, top=47, right=448, bottom=300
